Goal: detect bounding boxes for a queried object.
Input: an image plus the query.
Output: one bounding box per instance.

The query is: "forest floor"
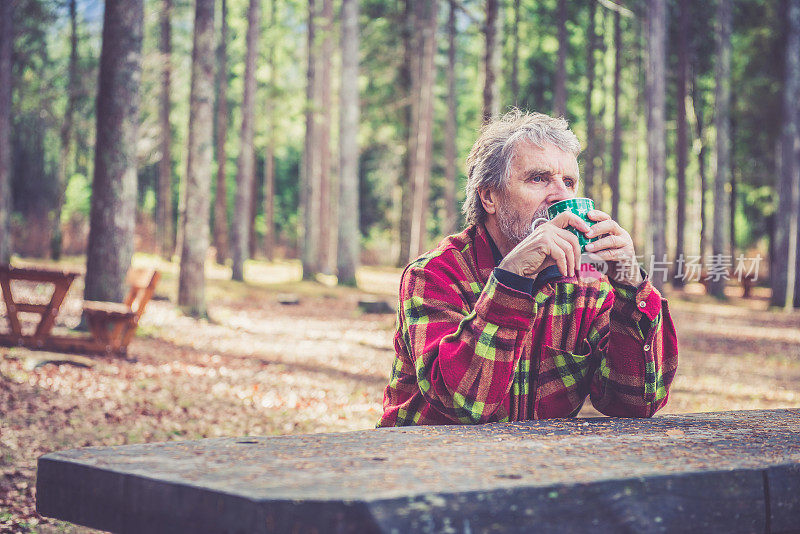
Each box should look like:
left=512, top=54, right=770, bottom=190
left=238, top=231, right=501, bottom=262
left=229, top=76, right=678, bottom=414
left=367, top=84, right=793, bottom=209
left=2, top=254, right=800, bottom=533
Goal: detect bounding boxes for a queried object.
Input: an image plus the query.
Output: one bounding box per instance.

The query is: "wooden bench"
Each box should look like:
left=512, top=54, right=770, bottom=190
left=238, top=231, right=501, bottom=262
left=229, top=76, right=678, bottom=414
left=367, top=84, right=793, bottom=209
left=82, top=268, right=160, bottom=356
left=35, top=409, right=800, bottom=533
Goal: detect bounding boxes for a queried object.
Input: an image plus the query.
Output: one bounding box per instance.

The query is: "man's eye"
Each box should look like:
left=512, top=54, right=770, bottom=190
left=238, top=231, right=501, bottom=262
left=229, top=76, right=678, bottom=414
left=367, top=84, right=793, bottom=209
left=530, top=175, right=545, bottom=183
left=564, top=179, right=575, bottom=187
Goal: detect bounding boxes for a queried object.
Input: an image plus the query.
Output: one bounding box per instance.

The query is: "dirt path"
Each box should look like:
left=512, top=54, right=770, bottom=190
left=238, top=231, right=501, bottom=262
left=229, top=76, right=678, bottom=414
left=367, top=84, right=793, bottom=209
left=1, top=260, right=799, bottom=532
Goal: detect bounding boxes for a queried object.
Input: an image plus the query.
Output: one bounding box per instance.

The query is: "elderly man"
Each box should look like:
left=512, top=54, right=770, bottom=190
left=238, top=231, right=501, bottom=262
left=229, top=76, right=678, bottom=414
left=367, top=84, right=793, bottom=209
left=378, top=110, right=678, bottom=426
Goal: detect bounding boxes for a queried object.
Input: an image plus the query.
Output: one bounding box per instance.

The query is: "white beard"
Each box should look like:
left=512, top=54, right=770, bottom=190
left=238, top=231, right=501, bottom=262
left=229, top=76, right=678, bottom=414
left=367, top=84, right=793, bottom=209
left=496, top=200, right=549, bottom=247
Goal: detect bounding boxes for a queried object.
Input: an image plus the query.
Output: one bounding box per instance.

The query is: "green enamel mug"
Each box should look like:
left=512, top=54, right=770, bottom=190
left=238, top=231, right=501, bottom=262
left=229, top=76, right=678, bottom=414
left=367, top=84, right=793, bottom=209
left=546, top=197, right=600, bottom=252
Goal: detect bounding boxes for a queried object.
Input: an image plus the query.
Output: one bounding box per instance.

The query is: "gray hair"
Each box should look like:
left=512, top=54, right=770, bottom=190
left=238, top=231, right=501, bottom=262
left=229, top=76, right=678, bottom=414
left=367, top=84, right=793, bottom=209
left=462, top=109, right=581, bottom=226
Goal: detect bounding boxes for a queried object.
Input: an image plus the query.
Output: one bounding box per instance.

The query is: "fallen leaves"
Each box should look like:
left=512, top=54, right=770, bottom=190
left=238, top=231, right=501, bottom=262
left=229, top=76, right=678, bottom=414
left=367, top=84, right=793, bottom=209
left=1, top=269, right=800, bottom=532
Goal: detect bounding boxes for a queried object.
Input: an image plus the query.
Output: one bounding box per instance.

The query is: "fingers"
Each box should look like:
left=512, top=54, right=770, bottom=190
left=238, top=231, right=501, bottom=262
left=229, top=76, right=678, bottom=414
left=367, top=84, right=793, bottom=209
left=549, top=235, right=571, bottom=277
left=585, top=219, right=622, bottom=238
left=586, top=209, right=611, bottom=222
left=550, top=211, right=591, bottom=233
left=585, top=233, right=625, bottom=252
left=552, top=231, right=580, bottom=277
left=587, top=247, right=628, bottom=261
left=556, top=228, right=581, bottom=274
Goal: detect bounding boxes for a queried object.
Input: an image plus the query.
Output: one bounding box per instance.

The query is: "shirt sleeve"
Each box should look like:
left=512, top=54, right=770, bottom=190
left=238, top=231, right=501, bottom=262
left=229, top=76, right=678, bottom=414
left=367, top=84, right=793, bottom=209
left=398, top=262, right=536, bottom=424
left=587, top=276, right=679, bottom=417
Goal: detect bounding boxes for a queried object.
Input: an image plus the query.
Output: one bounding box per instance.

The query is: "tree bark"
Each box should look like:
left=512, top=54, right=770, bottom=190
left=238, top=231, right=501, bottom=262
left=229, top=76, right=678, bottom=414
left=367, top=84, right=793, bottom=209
left=302, top=0, right=321, bottom=278
left=408, top=0, right=438, bottom=259
left=263, top=0, right=276, bottom=262
left=0, top=0, right=11, bottom=264
left=646, top=0, right=667, bottom=291
left=730, top=115, right=737, bottom=259
left=444, top=0, right=457, bottom=235
left=84, top=0, right=143, bottom=303
left=397, top=0, right=415, bottom=266
left=213, top=0, right=230, bottom=265
left=249, top=161, right=259, bottom=257
left=673, top=0, right=689, bottom=288
left=178, top=0, right=215, bottom=317
left=337, top=0, right=360, bottom=286
left=691, top=80, right=708, bottom=260
left=631, top=13, right=643, bottom=254
left=318, top=0, right=333, bottom=274
left=554, top=0, right=567, bottom=117
left=510, top=0, right=521, bottom=105
left=583, top=0, right=597, bottom=201
left=482, top=0, right=500, bottom=123
left=231, top=0, right=261, bottom=281
left=52, top=0, right=80, bottom=261
left=156, top=0, right=174, bottom=260
left=710, top=0, right=731, bottom=299
left=609, top=10, right=622, bottom=222
left=773, top=0, right=800, bottom=308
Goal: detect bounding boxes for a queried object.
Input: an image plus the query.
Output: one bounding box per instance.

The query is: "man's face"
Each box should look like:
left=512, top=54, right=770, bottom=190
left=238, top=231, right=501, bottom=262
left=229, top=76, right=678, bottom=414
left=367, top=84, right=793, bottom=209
left=494, top=141, right=580, bottom=246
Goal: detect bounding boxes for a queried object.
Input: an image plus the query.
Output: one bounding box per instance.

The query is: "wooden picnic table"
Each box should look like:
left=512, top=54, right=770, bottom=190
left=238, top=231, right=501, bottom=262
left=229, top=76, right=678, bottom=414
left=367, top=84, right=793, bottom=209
left=0, top=264, right=80, bottom=351
left=36, top=408, right=800, bottom=533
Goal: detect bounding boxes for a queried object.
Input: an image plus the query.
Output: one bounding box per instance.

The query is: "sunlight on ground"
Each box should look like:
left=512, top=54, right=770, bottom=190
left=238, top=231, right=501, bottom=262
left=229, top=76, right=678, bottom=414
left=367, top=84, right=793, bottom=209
left=2, top=254, right=800, bottom=532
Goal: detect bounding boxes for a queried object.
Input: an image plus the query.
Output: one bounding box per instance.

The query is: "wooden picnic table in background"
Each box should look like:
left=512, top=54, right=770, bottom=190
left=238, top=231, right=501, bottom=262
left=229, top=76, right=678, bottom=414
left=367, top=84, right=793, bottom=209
left=0, top=264, right=80, bottom=351
left=0, top=264, right=159, bottom=357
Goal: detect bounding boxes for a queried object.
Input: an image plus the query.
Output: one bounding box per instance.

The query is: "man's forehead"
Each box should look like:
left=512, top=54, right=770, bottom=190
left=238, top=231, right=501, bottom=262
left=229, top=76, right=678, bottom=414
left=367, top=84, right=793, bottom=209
left=513, top=141, right=580, bottom=175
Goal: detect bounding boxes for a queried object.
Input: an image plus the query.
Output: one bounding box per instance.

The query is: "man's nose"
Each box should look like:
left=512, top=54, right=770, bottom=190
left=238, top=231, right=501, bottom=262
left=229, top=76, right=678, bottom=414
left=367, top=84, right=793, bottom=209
left=546, top=177, right=575, bottom=203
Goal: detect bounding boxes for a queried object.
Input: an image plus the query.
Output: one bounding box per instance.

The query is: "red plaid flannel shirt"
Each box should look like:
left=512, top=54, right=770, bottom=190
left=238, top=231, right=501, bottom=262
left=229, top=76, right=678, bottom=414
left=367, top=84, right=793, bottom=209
left=378, top=224, right=678, bottom=426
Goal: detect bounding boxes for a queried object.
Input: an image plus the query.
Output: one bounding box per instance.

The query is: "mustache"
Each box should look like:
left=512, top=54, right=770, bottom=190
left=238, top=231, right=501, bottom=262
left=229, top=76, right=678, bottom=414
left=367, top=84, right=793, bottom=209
left=532, top=204, right=550, bottom=220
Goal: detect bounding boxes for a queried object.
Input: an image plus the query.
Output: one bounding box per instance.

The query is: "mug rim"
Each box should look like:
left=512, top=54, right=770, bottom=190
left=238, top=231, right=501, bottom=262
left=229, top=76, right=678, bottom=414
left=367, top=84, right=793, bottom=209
left=547, top=197, right=594, bottom=217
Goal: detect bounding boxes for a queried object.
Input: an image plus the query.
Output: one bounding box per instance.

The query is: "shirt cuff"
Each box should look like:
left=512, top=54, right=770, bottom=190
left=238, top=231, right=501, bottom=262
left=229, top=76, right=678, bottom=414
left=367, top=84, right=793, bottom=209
left=610, top=268, right=662, bottom=322
left=493, top=267, right=534, bottom=294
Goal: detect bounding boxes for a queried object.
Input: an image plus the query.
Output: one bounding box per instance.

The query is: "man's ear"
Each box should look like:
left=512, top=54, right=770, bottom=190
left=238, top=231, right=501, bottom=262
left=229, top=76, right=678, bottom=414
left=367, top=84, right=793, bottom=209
left=478, top=187, right=497, bottom=215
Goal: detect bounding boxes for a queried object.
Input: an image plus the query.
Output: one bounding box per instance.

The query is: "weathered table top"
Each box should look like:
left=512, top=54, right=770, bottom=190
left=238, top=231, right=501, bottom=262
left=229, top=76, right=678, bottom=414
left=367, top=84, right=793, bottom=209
left=37, top=409, right=800, bottom=533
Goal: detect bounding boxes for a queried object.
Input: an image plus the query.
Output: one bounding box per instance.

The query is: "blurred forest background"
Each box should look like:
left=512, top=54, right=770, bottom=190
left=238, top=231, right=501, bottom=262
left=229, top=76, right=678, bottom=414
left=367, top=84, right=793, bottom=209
left=1, top=0, right=800, bottom=314
left=4, top=1, right=800, bottom=530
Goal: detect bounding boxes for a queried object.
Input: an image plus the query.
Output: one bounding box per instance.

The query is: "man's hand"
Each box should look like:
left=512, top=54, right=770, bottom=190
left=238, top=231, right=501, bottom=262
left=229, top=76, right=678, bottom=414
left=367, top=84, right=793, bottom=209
left=583, top=210, right=643, bottom=286
left=498, top=212, right=589, bottom=278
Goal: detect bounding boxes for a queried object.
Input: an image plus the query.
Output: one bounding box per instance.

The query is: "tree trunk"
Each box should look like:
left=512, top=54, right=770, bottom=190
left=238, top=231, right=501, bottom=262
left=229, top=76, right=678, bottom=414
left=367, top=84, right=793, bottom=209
left=710, top=0, right=731, bottom=299
left=444, top=0, right=457, bottom=236
left=84, top=0, right=143, bottom=303
left=730, top=116, right=737, bottom=259
left=631, top=12, right=643, bottom=254
left=594, top=6, right=608, bottom=198
left=773, top=0, right=800, bottom=309
left=691, top=81, right=708, bottom=259
left=318, top=0, right=333, bottom=274
left=231, top=0, right=261, bottom=281
left=337, top=0, right=360, bottom=286
left=482, top=0, right=500, bottom=123
left=673, top=0, right=689, bottom=288
left=263, top=0, right=276, bottom=262
left=249, top=164, right=259, bottom=257
left=554, top=0, right=567, bottom=117
left=52, top=0, right=80, bottom=261
left=213, top=0, right=230, bottom=265
left=609, top=10, right=622, bottom=222
left=583, top=0, right=597, bottom=201
left=156, top=0, right=174, bottom=260
left=646, top=0, right=667, bottom=291
left=510, top=0, right=520, bottom=105
left=408, top=0, right=438, bottom=259
left=302, top=0, right=321, bottom=278
left=397, top=0, right=415, bottom=266
left=178, top=0, right=215, bottom=317
left=0, top=0, right=11, bottom=264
